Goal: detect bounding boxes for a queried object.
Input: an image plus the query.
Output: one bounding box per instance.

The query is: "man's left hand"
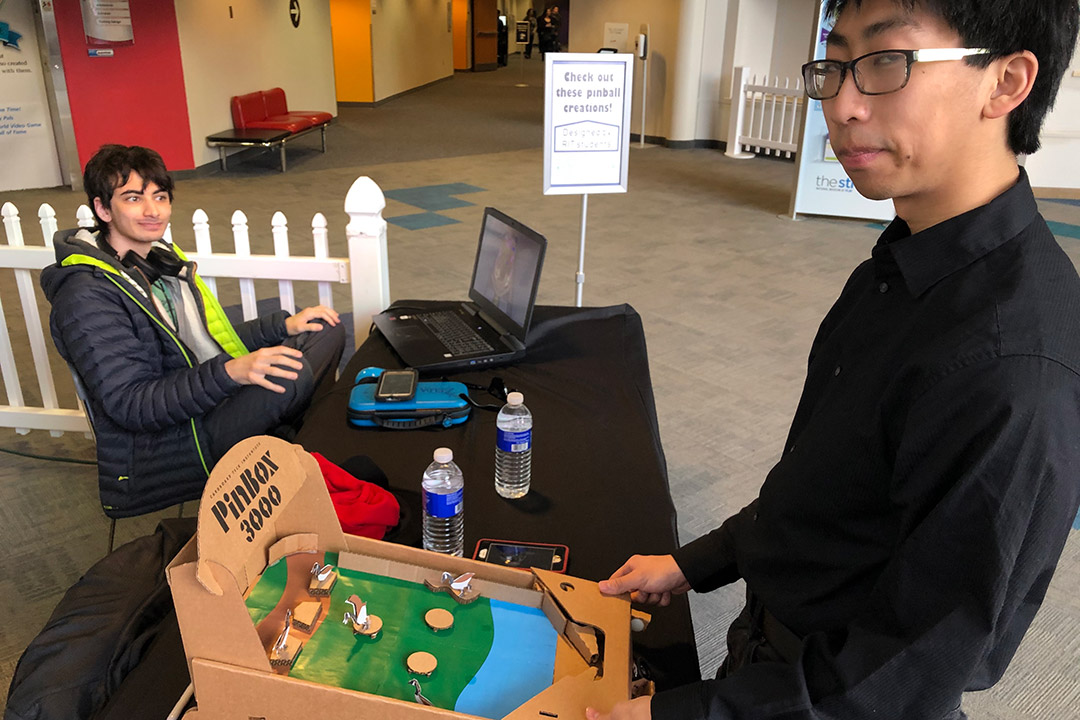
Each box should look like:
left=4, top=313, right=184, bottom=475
left=585, top=697, right=652, bottom=720
left=285, top=305, right=340, bottom=336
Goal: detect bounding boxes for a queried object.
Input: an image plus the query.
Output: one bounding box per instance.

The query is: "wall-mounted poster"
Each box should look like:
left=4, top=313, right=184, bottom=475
left=0, top=0, right=63, bottom=191
left=81, top=0, right=134, bottom=47
left=0, top=0, right=23, bottom=51
left=603, top=23, right=629, bottom=53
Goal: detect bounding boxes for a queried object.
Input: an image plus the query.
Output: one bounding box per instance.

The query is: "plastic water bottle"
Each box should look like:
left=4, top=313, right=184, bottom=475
left=422, top=448, right=464, bottom=556
left=495, top=391, right=532, bottom=498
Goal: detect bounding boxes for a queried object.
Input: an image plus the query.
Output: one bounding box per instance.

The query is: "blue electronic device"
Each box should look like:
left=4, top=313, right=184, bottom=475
left=347, top=367, right=471, bottom=429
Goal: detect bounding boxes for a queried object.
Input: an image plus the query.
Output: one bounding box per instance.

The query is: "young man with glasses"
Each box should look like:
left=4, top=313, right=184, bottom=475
left=590, top=1, right=1080, bottom=719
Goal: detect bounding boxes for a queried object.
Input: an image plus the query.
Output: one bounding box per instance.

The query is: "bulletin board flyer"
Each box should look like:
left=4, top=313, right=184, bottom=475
left=544, top=53, right=634, bottom=195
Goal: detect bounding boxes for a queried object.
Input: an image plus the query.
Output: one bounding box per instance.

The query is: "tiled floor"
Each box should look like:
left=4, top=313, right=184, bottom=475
left=2, top=60, right=1079, bottom=718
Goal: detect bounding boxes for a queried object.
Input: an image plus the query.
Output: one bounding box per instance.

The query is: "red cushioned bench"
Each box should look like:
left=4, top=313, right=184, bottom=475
left=205, top=88, right=333, bottom=172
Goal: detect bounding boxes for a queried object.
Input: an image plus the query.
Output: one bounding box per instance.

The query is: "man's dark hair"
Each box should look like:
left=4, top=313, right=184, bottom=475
left=83, top=144, right=175, bottom=234
left=823, top=0, right=1079, bottom=155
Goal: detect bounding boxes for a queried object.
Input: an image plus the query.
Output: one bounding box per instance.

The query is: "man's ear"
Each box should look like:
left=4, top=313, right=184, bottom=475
left=93, top=196, right=112, bottom=224
left=985, top=50, right=1038, bottom=120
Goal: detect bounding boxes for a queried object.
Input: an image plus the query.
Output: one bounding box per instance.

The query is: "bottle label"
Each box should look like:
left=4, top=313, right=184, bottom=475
left=497, top=428, right=532, bottom=453
left=424, top=487, right=463, bottom=518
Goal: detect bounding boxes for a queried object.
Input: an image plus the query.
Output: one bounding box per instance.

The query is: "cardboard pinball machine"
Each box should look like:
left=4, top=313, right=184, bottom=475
left=166, top=436, right=651, bottom=719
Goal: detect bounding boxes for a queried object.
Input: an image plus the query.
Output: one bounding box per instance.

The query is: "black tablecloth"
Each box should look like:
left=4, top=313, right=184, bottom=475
left=7, top=304, right=700, bottom=720
left=296, top=302, right=701, bottom=690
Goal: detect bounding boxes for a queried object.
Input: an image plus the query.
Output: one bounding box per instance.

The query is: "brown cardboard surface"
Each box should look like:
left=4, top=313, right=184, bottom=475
left=341, top=534, right=539, bottom=590
left=183, top=658, right=470, bottom=720
left=169, top=558, right=274, bottom=675
left=168, top=436, right=636, bottom=719
left=338, top=550, right=544, bottom=608
left=267, top=533, right=319, bottom=566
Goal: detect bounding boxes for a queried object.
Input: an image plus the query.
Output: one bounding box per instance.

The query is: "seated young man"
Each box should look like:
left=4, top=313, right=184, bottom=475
left=41, top=144, right=346, bottom=518
left=592, top=1, right=1080, bottom=719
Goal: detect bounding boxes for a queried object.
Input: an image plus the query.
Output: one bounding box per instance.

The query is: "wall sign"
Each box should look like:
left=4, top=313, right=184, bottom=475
left=81, top=0, right=134, bottom=47
left=603, top=23, right=629, bottom=53
left=0, top=0, right=63, bottom=191
left=0, top=0, right=21, bottom=51
left=289, top=0, right=301, bottom=28
left=543, top=53, right=634, bottom=195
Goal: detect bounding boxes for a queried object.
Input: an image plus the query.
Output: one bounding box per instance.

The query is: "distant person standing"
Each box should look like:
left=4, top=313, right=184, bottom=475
left=524, top=8, right=537, bottom=59
left=539, top=8, right=554, bottom=59
left=550, top=5, right=562, bottom=51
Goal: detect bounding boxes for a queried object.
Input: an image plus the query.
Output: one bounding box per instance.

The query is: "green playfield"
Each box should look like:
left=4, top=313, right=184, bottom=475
left=245, top=551, right=556, bottom=715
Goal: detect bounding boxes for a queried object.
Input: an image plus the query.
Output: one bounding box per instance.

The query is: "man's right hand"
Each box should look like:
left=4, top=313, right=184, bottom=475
left=224, top=346, right=304, bottom=393
left=598, top=554, right=690, bottom=606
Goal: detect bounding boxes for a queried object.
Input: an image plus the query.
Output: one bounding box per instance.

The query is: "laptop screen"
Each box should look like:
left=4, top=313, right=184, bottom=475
left=469, top=208, right=546, bottom=336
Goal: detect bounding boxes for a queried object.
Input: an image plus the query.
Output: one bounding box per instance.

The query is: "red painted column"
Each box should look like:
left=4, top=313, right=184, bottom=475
left=53, top=0, right=195, bottom=171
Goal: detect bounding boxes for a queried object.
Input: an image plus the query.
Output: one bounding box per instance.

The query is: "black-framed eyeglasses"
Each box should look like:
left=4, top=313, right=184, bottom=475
left=801, top=48, right=991, bottom=100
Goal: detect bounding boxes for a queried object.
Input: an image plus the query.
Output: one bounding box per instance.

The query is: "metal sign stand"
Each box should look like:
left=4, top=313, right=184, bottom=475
left=576, top=194, right=589, bottom=306
left=517, top=50, right=528, bottom=87
left=516, top=22, right=529, bottom=88
left=639, top=56, right=648, bottom=148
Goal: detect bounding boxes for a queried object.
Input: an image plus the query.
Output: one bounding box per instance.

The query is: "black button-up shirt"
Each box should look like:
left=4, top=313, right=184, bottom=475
left=655, top=169, right=1080, bottom=719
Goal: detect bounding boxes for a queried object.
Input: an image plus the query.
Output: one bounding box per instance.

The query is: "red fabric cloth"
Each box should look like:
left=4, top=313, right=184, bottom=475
left=311, top=452, right=400, bottom=539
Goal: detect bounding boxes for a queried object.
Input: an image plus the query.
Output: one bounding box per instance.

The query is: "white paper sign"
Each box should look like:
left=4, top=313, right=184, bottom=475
left=544, top=53, right=633, bottom=195
left=81, top=0, right=134, bottom=45
left=603, top=23, right=629, bottom=53
left=790, top=5, right=893, bottom=222
left=0, top=2, right=63, bottom=192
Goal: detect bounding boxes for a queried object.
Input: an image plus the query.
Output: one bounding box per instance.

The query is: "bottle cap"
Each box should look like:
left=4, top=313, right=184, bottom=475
left=507, top=391, right=524, bottom=406
left=433, top=447, right=453, bottom=463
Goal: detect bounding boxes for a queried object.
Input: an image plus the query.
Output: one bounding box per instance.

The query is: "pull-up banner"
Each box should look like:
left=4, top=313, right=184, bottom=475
left=543, top=53, right=634, bottom=195
left=789, top=2, right=894, bottom=222
left=0, top=0, right=62, bottom=192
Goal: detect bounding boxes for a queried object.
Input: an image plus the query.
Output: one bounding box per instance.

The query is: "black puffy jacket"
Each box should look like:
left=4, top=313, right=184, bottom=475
left=40, top=229, right=289, bottom=517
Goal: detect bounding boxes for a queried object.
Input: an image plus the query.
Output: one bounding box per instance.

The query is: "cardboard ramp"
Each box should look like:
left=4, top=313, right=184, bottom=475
left=167, top=436, right=642, bottom=719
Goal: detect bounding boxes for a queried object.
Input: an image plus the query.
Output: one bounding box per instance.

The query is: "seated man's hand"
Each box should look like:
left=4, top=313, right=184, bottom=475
left=225, top=346, right=304, bottom=393
left=598, top=554, right=690, bottom=606
left=586, top=697, right=651, bottom=720
left=285, top=305, right=340, bottom=336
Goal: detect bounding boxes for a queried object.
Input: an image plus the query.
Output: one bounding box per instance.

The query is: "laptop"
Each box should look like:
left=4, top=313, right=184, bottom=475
left=372, top=207, right=547, bottom=373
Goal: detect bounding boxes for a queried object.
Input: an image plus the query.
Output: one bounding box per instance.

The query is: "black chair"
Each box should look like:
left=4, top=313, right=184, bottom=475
left=67, top=361, right=185, bottom=554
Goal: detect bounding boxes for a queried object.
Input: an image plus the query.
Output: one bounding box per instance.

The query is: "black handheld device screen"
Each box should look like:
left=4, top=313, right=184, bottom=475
left=474, top=539, right=568, bottom=572
left=375, top=369, right=418, bottom=401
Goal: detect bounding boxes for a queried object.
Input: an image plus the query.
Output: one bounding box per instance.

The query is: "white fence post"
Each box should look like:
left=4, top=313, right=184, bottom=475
left=6, top=205, right=62, bottom=436
left=312, top=213, right=333, bottom=309
left=38, top=204, right=58, bottom=247
left=345, top=177, right=390, bottom=347
left=0, top=202, right=89, bottom=435
left=0, top=202, right=29, bottom=434
left=271, top=211, right=295, bottom=312
left=76, top=205, right=95, bottom=229
left=231, top=210, right=258, bottom=321
left=192, top=209, right=216, bottom=297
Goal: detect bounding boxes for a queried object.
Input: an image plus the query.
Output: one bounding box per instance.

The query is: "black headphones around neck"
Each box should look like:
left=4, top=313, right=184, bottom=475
left=97, top=234, right=185, bottom=284
left=120, top=246, right=186, bottom=284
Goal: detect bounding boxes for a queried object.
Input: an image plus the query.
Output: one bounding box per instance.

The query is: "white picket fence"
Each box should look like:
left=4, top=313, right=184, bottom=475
left=0, top=175, right=391, bottom=436
left=726, top=66, right=805, bottom=160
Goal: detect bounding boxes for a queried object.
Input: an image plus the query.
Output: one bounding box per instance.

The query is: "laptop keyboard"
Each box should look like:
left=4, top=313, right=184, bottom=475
left=419, top=311, right=495, bottom=355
